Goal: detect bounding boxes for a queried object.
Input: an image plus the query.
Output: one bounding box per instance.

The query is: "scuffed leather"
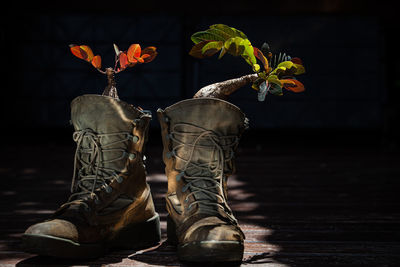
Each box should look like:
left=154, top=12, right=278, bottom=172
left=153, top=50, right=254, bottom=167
left=24, top=95, right=157, bottom=244
left=158, top=97, right=247, bottom=244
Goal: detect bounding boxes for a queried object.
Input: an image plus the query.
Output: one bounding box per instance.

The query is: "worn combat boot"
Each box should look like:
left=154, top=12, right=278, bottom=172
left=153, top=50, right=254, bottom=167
left=157, top=97, right=247, bottom=262
left=22, top=95, right=161, bottom=258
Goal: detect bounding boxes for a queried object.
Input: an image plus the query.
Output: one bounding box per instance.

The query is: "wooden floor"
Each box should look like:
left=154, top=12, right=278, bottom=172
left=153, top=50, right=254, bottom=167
left=1, top=140, right=400, bottom=266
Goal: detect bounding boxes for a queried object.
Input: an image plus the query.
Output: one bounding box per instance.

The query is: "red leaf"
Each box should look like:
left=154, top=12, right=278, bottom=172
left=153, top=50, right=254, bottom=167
left=281, top=79, right=305, bottom=93
left=127, top=44, right=141, bottom=63
left=253, top=47, right=269, bottom=70
left=291, top=57, right=303, bottom=65
left=91, top=55, right=101, bottom=69
left=141, top=46, right=157, bottom=63
left=189, top=41, right=210, bottom=58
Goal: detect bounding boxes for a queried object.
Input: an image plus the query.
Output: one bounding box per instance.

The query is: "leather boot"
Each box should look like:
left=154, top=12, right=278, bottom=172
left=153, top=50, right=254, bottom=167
left=22, top=95, right=161, bottom=259
left=157, top=97, right=247, bottom=262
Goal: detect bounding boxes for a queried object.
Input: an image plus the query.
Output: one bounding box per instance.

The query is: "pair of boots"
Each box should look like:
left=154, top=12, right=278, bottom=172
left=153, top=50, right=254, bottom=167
left=22, top=94, right=248, bottom=262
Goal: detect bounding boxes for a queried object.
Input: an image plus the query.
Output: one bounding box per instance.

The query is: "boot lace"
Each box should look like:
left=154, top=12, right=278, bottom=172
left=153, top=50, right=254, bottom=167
left=61, top=129, right=135, bottom=210
left=169, top=123, right=239, bottom=223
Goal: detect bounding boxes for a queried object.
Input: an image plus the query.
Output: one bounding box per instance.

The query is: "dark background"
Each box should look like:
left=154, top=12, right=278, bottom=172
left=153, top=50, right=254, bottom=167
left=1, top=1, right=400, bottom=265
left=1, top=0, right=398, bottom=150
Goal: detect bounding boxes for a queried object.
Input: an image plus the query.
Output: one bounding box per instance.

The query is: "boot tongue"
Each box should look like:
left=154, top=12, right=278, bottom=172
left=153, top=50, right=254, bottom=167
left=165, top=97, right=246, bottom=174
left=69, top=95, right=142, bottom=197
left=71, top=95, right=141, bottom=132
left=164, top=98, right=247, bottom=213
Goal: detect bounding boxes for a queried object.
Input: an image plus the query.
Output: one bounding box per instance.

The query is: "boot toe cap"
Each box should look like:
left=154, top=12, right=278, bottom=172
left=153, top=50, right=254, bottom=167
left=183, top=216, right=243, bottom=243
left=177, top=216, right=244, bottom=262
left=24, top=219, right=79, bottom=242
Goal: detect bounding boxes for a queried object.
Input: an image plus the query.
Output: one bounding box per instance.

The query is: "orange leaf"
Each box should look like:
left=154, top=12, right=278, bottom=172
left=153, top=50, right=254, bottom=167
left=70, top=45, right=87, bottom=60
left=91, top=55, right=101, bottom=69
left=141, top=46, right=157, bottom=63
left=253, top=47, right=269, bottom=70
left=281, top=79, right=305, bottom=93
left=127, top=44, right=141, bottom=63
left=119, top=52, right=130, bottom=70
left=69, top=44, right=95, bottom=62
left=79, top=45, right=94, bottom=62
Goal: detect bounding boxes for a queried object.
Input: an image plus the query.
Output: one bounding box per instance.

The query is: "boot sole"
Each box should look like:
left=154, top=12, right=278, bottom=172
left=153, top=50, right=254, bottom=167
left=167, top=216, right=244, bottom=262
left=178, top=240, right=244, bottom=262
left=21, top=213, right=161, bottom=259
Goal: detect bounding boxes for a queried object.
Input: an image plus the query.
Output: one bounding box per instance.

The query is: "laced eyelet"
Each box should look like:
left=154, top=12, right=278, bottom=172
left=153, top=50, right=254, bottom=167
left=181, top=184, right=188, bottom=192
left=105, top=185, right=113, bottom=193
left=132, top=135, right=139, bottom=143
left=116, top=176, right=124, bottom=183
left=176, top=172, right=184, bottom=182
left=166, top=151, right=175, bottom=159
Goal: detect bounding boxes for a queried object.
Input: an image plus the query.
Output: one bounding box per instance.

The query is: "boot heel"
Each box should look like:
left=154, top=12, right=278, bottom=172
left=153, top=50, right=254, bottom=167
left=166, top=215, right=178, bottom=245
left=109, top=213, right=161, bottom=250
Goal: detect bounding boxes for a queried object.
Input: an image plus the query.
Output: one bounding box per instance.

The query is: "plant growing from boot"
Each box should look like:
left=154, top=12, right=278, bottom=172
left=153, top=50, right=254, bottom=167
left=70, top=43, right=157, bottom=99
left=189, top=24, right=306, bottom=101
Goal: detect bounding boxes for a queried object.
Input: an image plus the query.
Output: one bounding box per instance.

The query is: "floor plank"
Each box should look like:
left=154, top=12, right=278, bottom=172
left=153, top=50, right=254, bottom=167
left=1, top=143, right=400, bottom=266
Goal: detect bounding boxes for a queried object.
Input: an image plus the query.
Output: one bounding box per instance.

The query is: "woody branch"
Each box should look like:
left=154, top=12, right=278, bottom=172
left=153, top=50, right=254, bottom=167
left=193, top=73, right=258, bottom=99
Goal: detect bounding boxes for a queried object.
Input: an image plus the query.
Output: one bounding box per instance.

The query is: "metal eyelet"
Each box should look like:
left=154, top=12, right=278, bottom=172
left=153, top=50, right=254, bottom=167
left=129, top=153, right=136, bottom=160
left=116, top=176, right=124, bottom=183
left=181, top=184, right=188, bottom=193
left=94, top=198, right=101, bottom=205
left=176, top=172, right=184, bottom=182
left=132, top=135, right=139, bottom=143
left=105, top=185, right=113, bottom=193
left=166, top=151, right=175, bottom=159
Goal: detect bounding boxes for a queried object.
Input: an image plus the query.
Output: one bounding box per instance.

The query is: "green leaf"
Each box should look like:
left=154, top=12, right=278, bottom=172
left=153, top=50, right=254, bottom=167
left=224, top=37, right=246, bottom=56
left=267, top=74, right=282, bottom=87
left=293, top=64, right=305, bottom=75
left=206, top=27, right=232, bottom=41
left=272, top=61, right=298, bottom=77
left=277, top=61, right=295, bottom=69
left=201, top=41, right=223, bottom=57
left=191, top=31, right=226, bottom=44
left=252, top=78, right=264, bottom=91
left=251, top=63, right=260, bottom=72
left=210, top=24, right=248, bottom=39
left=268, top=83, right=283, bottom=96
left=218, top=46, right=227, bottom=59
left=240, top=38, right=258, bottom=70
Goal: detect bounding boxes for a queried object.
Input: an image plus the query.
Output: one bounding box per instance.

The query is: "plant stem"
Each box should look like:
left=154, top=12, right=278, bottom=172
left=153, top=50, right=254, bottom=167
left=102, top=67, right=119, bottom=99
left=193, top=73, right=258, bottom=100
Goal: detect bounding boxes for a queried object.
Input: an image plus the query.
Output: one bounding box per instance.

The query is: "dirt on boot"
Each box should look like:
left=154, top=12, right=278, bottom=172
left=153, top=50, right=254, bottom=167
left=158, top=97, right=248, bottom=262
left=22, top=95, right=161, bottom=259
